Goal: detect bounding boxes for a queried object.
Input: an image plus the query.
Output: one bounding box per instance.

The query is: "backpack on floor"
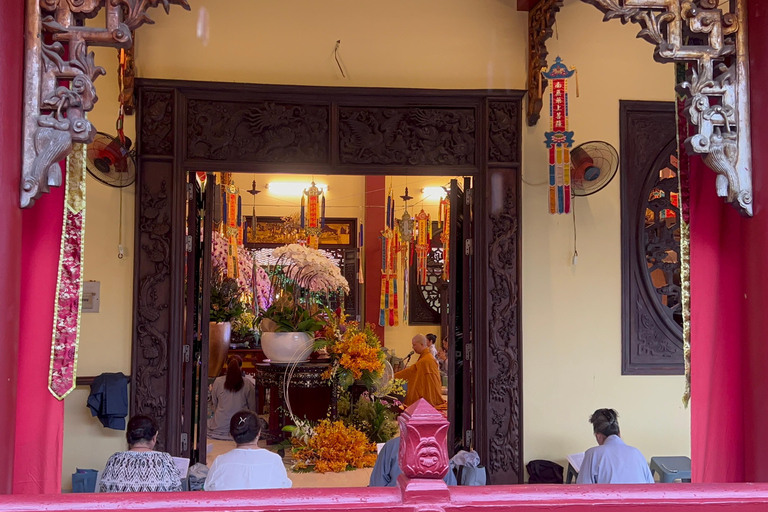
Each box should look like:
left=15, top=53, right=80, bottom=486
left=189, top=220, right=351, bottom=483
left=526, top=460, right=564, bottom=484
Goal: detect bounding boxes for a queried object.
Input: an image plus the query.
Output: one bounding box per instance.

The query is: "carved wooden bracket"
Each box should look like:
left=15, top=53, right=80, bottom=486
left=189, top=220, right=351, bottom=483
left=526, top=0, right=564, bottom=127
left=582, top=0, right=752, bottom=216
left=21, top=0, right=189, bottom=208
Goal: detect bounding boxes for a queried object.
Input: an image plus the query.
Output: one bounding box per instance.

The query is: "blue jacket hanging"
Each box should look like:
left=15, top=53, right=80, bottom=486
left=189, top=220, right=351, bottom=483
left=87, top=372, right=129, bottom=430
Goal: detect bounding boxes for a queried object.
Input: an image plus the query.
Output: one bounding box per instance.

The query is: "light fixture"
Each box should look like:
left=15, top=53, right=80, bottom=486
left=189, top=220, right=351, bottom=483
left=266, top=182, right=328, bottom=197
left=420, top=186, right=447, bottom=199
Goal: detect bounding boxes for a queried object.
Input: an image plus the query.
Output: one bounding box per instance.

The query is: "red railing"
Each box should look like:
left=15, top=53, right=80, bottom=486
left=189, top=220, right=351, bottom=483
left=2, top=400, right=768, bottom=511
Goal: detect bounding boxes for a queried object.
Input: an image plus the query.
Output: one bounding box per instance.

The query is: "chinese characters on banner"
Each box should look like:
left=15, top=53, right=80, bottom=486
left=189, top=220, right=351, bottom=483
left=543, top=57, right=576, bottom=215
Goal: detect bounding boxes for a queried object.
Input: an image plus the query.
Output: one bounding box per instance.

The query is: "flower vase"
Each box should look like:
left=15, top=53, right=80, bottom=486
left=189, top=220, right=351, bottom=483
left=261, top=332, right=313, bottom=364
left=208, top=321, right=231, bottom=378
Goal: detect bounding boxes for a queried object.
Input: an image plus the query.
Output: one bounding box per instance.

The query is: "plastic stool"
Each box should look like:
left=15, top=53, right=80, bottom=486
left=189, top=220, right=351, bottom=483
left=566, top=463, right=578, bottom=484
left=649, top=456, right=692, bottom=483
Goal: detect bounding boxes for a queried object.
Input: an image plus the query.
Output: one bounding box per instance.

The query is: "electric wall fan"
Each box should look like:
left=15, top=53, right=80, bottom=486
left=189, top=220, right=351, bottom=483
left=86, top=132, right=136, bottom=188
left=371, top=360, right=395, bottom=397
left=570, top=141, right=619, bottom=196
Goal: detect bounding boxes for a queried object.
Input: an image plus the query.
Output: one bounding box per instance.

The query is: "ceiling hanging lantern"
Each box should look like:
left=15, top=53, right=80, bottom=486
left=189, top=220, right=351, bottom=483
left=397, top=187, right=414, bottom=324
left=301, top=181, right=325, bottom=250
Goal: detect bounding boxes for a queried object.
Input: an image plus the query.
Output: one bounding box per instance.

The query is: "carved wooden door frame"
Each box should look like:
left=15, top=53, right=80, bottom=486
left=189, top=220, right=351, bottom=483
left=133, top=80, right=524, bottom=483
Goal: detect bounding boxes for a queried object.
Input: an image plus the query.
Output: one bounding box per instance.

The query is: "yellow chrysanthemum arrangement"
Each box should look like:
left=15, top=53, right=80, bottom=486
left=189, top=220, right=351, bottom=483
left=320, top=317, right=385, bottom=388
left=292, top=419, right=378, bottom=473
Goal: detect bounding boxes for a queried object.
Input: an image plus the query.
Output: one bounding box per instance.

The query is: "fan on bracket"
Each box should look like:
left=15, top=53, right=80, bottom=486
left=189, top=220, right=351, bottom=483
left=570, top=141, right=619, bottom=196
left=86, top=132, right=136, bottom=188
left=371, top=360, right=395, bottom=397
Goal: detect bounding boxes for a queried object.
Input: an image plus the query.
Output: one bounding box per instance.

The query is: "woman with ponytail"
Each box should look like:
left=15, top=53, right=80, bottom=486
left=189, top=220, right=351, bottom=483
left=575, top=408, right=654, bottom=484
left=208, top=355, right=256, bottom=441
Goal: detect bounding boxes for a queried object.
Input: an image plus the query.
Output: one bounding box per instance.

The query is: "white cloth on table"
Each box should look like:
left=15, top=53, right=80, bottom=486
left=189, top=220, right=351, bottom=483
left=204, top=448, right=292, bottom=490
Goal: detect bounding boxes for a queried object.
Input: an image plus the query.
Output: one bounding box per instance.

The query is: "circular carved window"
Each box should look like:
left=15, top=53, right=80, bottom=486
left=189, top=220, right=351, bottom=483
left=642, top=146, right=683, bottom=330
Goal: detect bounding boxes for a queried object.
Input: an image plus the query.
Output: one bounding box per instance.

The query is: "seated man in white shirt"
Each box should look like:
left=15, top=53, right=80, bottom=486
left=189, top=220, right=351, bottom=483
left=205, top=410, right=292, bottom=490
left=576, top=408, right=654, bottom=484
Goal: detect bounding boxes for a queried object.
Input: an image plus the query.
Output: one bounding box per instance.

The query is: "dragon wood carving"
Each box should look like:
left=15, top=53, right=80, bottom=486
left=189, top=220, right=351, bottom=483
left=526, top=0, right=564, bottom=127
left=22, top=0, right=189, bottom=208
left=581, top=0, right=752, bottom=216
left=338, top=107, right=476, bottom=166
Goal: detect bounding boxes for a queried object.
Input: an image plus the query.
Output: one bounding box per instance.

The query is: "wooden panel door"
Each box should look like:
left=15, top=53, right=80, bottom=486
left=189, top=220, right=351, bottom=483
left=447, top=178, right=474, bottom=455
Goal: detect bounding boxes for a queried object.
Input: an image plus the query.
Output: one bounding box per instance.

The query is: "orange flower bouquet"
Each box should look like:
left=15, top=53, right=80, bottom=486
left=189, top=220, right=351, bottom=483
left=319, top=315, right=385, bottom=389
left=291, top=419, right=378, bottom=473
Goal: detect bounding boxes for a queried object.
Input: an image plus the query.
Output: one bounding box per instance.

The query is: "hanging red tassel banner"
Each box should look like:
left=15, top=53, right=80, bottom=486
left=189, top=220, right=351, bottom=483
left=543, top=56, right=576, bottom=215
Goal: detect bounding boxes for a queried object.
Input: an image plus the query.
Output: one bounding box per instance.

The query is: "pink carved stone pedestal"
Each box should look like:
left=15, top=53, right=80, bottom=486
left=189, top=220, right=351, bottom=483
left=397, top=399, right=451, bottom=502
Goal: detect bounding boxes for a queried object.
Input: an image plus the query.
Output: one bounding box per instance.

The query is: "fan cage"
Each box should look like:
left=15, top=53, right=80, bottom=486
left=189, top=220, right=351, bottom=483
left=571, top=140, right=619, bottom=197
left=86, top=132, right=137, bottom=188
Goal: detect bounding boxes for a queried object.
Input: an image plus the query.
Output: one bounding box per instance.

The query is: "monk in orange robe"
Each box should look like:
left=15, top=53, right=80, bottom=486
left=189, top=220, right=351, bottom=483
left=395, top=334, right=446, bottom=408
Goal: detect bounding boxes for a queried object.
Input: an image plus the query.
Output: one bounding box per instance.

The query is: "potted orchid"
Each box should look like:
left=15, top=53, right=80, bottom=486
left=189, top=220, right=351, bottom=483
left=209, top=231, right=272, bottom=373
left=258, top=244, right=350, bottom=364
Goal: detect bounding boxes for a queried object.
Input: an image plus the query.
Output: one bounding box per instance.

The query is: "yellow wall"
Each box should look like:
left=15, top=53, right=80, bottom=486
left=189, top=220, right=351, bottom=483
left=520, top=0, right=688, bottom=470
left=235, top=174, right=365, bottom=222
left=60, top=43, right=137, bottom=490
left=63, top=0, right=689, bottom=488
left=136, top=0, right=528, bottom=89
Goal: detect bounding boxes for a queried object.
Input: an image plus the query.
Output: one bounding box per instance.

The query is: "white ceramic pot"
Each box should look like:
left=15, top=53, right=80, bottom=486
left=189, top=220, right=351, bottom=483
left=261, top=331, right=314, bottom=363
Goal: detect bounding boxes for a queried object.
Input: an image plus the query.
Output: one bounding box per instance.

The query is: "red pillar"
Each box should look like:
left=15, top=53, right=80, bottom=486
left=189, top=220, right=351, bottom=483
left=14, top=182, right=66, bottom=494
left=365, top=176, right=385, bottom=342
left=743, top=0, right=768, bottom=483
left=690, top=1, right=768, bottom=483
left=689, top=157, right=746, bottom=483
left=0, top=0, right=25, bottom=494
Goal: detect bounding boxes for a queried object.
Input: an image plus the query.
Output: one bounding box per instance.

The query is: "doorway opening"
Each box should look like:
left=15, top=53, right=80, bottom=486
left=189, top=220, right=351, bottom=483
left=184, top=171, right=475, bottom=484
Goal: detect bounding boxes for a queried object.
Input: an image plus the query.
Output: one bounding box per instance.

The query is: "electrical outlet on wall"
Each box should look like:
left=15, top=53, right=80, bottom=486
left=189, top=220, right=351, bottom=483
left=82, top=281, right=100, bottom=313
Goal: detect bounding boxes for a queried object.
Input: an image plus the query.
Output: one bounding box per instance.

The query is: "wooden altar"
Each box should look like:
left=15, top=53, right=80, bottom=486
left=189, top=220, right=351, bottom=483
left=253, top=362, right=337, bottom=440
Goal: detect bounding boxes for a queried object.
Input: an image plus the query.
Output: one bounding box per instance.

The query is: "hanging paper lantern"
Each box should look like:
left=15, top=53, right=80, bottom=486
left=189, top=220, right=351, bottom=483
left=226, top=182, right=239, bottom=278
left=543, top=56, right=576, bottom=215
left=379, top=187, right=399, bottom=327
left=439, top=196, right=450, bottom=281
left=301, top=182, right=324, bottom=249
left=415, top=209, right=431, bottom=286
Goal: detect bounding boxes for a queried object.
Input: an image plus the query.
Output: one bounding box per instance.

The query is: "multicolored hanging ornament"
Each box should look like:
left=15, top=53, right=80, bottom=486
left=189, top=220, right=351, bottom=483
left=225, top=181, right=239, bottom=277
left=379, top=187, right=399, bottom=327
left=397, top=187, right=414, bottom=324
left=543, top=56, right=576, bottom=215
left=415, top=209, right=431, bottom=286
left=439, top=195, right=450, bottom=281
left=301, top=181, right=325, bottom=249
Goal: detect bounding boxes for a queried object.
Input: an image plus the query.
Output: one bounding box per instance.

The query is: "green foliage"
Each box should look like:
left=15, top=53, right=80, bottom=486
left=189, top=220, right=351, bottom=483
left=258, top=303, right=326, bottom=335
left=342, top=392, right=398, bottom=444
left=210, top=269, right=246, bottom=323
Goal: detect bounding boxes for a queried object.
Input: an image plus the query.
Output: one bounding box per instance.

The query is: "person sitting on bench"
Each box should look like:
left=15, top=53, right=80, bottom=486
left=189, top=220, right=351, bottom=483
left=576, top=408, right=654, bottom=484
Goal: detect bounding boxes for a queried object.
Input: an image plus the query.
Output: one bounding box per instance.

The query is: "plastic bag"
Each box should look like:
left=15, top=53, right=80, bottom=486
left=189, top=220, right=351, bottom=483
left=72, top=469, right=98, bottom=493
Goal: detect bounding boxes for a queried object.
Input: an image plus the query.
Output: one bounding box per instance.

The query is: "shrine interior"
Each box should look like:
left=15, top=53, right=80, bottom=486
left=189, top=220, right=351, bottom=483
left=189, top=172, right=467, bottom=487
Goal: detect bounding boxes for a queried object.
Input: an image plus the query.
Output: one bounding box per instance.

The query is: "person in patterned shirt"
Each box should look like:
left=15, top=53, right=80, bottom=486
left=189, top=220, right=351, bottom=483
left=100, top=415, right=182, bottom=493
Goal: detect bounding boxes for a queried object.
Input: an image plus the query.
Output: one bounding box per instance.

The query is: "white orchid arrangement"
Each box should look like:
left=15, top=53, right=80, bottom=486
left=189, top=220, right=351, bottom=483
left=272, top=244, right=350, bottom=294
left=258, top=243, right=349, bottom=335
